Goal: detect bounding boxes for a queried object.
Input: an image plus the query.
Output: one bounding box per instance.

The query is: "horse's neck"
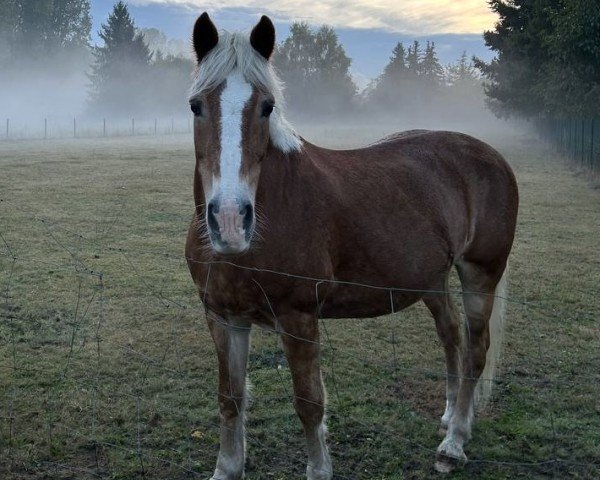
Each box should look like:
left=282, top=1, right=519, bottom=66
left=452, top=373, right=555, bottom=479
left=261, top=140, right=319, bottom=196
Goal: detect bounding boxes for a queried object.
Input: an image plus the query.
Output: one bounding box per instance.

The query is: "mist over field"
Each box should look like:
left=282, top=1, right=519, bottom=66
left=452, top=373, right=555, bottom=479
left=0, top=0, right=509, bottom=142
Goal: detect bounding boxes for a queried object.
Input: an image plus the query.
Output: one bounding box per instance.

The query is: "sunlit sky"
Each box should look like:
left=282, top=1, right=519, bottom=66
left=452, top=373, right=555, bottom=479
left=91, top=1, right=499, bottom=87
left=127, top=0, right=497, bottom=35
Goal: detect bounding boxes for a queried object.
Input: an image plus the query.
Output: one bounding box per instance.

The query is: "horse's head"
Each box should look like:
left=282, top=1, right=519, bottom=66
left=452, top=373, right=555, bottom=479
left=189, top=13, right=301, bottom=255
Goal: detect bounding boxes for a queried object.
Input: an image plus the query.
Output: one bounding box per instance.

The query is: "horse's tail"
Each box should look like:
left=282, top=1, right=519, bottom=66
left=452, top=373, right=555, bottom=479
left=475, top=265, right=508, bottom=409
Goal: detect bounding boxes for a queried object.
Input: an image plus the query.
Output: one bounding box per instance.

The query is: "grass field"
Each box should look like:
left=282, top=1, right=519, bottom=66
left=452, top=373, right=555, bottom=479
left=0, top=125, right=598, bottom=479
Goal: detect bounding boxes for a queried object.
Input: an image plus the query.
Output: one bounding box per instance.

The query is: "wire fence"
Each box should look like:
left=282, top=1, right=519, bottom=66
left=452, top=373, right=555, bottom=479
left=1, top=160, right=599, bottom=477
left=2, top=116, right=192, bottom=140
left=538, top=118, right=600, bottom=175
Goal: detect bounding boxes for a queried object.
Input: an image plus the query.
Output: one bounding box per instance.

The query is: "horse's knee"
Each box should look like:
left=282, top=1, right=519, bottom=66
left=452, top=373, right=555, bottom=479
left=218, top=395, right=245, bottom=422
left=294, top=394, right=325, bottom=427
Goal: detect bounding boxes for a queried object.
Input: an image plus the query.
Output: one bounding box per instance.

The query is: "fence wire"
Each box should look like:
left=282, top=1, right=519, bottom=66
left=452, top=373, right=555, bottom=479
left=0, top=192, right=598, bottom=479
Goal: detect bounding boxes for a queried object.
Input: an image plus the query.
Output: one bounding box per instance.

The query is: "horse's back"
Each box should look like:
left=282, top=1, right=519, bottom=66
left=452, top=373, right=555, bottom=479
left=305, top=129, right=518, bottom=286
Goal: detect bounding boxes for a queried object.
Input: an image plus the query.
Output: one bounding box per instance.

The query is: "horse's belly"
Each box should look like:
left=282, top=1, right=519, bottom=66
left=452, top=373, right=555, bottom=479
left=319, top=286, right=421, bottom=319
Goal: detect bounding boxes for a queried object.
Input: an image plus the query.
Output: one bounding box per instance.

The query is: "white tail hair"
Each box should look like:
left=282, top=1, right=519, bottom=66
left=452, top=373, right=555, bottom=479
left=475, top=265, right=508, bottom=409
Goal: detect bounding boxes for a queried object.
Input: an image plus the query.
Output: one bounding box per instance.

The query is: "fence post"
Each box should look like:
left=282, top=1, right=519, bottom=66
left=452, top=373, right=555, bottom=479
left=103, top=118, right=106, bottom=137
left=580, top=119, right=584, bottom=166
left=591, top=119, right=595, bottom=171
left=44, top=118, right=47, bottom=139
left=154, top=118, right=157, bottom=136
left=5, top=118, right=8, bottom=139
left=73, top=117, right=77, bottom=138
left=171, top=118, right=174, bottom=134
left=187, top=117, right=190, bottom=133
left=132, top=118, right=135, bottom=136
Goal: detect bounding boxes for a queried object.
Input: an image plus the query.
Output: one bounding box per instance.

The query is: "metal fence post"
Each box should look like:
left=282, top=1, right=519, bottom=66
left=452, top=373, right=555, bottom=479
left=103, top=118, right=106, bottom=137
left=73, top=117, right=77, bottom=138
left=44, top=118, right=47, bottom=139
left=154, top=118, right=157, bottom=136
left=171, top=118, right=174, bottom=134
left=591, top=119, right=595, bottom=171
left=5, top=118, right=8, bottom=139
left=132, top=118, right=135, bottom=136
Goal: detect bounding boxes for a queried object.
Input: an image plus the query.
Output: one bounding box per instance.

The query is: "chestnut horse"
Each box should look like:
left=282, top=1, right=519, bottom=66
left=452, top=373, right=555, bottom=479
left=185, top=13, right=518, bottom=479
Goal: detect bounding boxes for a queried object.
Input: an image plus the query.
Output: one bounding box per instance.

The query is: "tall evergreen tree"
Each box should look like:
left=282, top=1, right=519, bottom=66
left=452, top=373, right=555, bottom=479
left=542, top=0, right=600, bottom=116
left=474, top=0, right=561, bottom=117
left=368, top=42, right=408, bottom=108
left=447, top=52, right=479, bottom=88
left=383, top=42, right=407, bottom=78
left=405, top=41, right=421, bottom=78
left=88, top=1, right=152, bottom=115
left=420, top=41, right=444, bottom=88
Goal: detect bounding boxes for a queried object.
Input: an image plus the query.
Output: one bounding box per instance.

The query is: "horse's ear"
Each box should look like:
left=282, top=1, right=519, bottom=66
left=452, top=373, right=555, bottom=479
left=250, top=15, right=275, bottom=60
left=193, top=12, right=219, bottom=63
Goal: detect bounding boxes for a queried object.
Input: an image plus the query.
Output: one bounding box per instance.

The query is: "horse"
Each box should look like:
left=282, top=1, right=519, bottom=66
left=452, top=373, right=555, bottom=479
left=185, top=13, right=519, bottom=479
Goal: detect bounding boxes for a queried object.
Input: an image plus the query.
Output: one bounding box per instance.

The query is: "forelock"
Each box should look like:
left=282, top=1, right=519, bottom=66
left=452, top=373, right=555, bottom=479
left=189, top=31, right=302, bottom=153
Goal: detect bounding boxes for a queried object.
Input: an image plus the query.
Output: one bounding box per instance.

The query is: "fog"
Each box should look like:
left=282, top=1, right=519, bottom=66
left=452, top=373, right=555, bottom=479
left=0, top=57, right=520, bottom=144
left=0, top=7, right=520, bottom=144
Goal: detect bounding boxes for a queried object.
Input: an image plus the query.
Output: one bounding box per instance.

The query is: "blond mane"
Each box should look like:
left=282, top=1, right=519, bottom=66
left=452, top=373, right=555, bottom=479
left=189, top=31, right=302, bottom=153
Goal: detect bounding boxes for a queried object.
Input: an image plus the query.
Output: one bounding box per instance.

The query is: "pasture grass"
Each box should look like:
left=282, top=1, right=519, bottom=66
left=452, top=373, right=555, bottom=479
left=0, top=127, right=599, bottom=479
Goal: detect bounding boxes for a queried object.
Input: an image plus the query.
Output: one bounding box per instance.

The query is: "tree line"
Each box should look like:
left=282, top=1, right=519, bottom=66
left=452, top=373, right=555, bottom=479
left=0, top=1, right=485, bottom=120
left=475, top=0, right=600, bottom=118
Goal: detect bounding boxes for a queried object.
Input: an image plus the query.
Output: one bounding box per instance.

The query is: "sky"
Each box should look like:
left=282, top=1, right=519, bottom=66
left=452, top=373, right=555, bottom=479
left=91, top=0, right=499, bottom=88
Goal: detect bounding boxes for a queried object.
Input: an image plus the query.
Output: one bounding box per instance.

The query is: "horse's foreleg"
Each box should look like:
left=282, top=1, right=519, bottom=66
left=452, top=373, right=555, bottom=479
left=280, top=313, right=332, bottom=480
left=207, top=311, right=251, bottom=480
left=424, top=292, right=461, bottom=435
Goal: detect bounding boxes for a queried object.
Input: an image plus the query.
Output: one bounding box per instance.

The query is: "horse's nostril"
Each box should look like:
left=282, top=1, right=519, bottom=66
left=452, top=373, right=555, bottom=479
left=207, top=201, right=219, bottom=233
left=240, top=202, right=254, bottom=231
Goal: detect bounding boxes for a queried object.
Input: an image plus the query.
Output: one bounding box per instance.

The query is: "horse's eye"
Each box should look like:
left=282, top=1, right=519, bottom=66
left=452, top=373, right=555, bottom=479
left=190, top=102, right=202, bottom=117
left=262, top=101, right=274, bottom=117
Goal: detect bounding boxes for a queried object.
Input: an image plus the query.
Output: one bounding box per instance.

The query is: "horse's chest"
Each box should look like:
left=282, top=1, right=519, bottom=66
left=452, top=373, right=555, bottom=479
left=203, top=271, right=264, bottom=317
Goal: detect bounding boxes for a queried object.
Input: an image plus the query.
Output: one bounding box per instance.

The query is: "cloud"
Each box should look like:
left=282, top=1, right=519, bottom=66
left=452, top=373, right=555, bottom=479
left=127, top=0, right=497, bottom=35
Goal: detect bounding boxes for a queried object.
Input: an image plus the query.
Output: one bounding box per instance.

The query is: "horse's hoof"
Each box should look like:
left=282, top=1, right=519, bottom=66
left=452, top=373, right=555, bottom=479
left=434, top=438, right=467, bottom=474
left=437, top=425, right=448, bottom=437
left=307, top=465, right=333, bottom=480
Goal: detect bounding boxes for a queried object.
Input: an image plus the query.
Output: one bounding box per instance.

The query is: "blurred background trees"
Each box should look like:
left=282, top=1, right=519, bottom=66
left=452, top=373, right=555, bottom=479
left=1, top=0, right=597, bottom=123
left=273, top=22, right=356, bottom=116
left=88, top=1, right=151, bottom=115
left=0, top=0, right=91, bottom=68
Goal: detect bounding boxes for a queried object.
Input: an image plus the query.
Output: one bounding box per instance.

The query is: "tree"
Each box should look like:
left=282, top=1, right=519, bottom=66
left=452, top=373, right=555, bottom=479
left=542, top=0, right=600, bottom=116
left=0, top=0, right=91, bottom=65
left=474, top=0, right=561, bottom=117
left=0, top=0, right=19, bottom=66
left=447, top=51, right=480, bottom=90
left=420, top=41, right=444, bottom=89
left=312, top=25, right=356, bottom=110
left=139, top=27, right=189, bottom=60
left=149, top=52, right=195, bottom=115
left=88, top=1, right=152, bottom=115
left=368, top=42, right=409, bottom=108
left=383, top=42, right=407, bottom=79
left=274, top=22, right=356, bottom=115
left=405, top=41, right=421, bottom=78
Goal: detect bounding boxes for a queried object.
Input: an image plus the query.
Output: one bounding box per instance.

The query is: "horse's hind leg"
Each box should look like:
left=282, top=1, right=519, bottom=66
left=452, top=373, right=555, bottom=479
left=423, top=284, right=461, bottom=435
left=280, top=312, right=332, bottom=480
left=435, top=260, right=503, bottom=473
left=207, top=311, right=251, bottom=480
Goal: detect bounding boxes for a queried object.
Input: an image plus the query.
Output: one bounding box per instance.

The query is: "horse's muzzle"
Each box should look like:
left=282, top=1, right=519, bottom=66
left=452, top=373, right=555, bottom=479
left=207, top=199, right=254, bottom=254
